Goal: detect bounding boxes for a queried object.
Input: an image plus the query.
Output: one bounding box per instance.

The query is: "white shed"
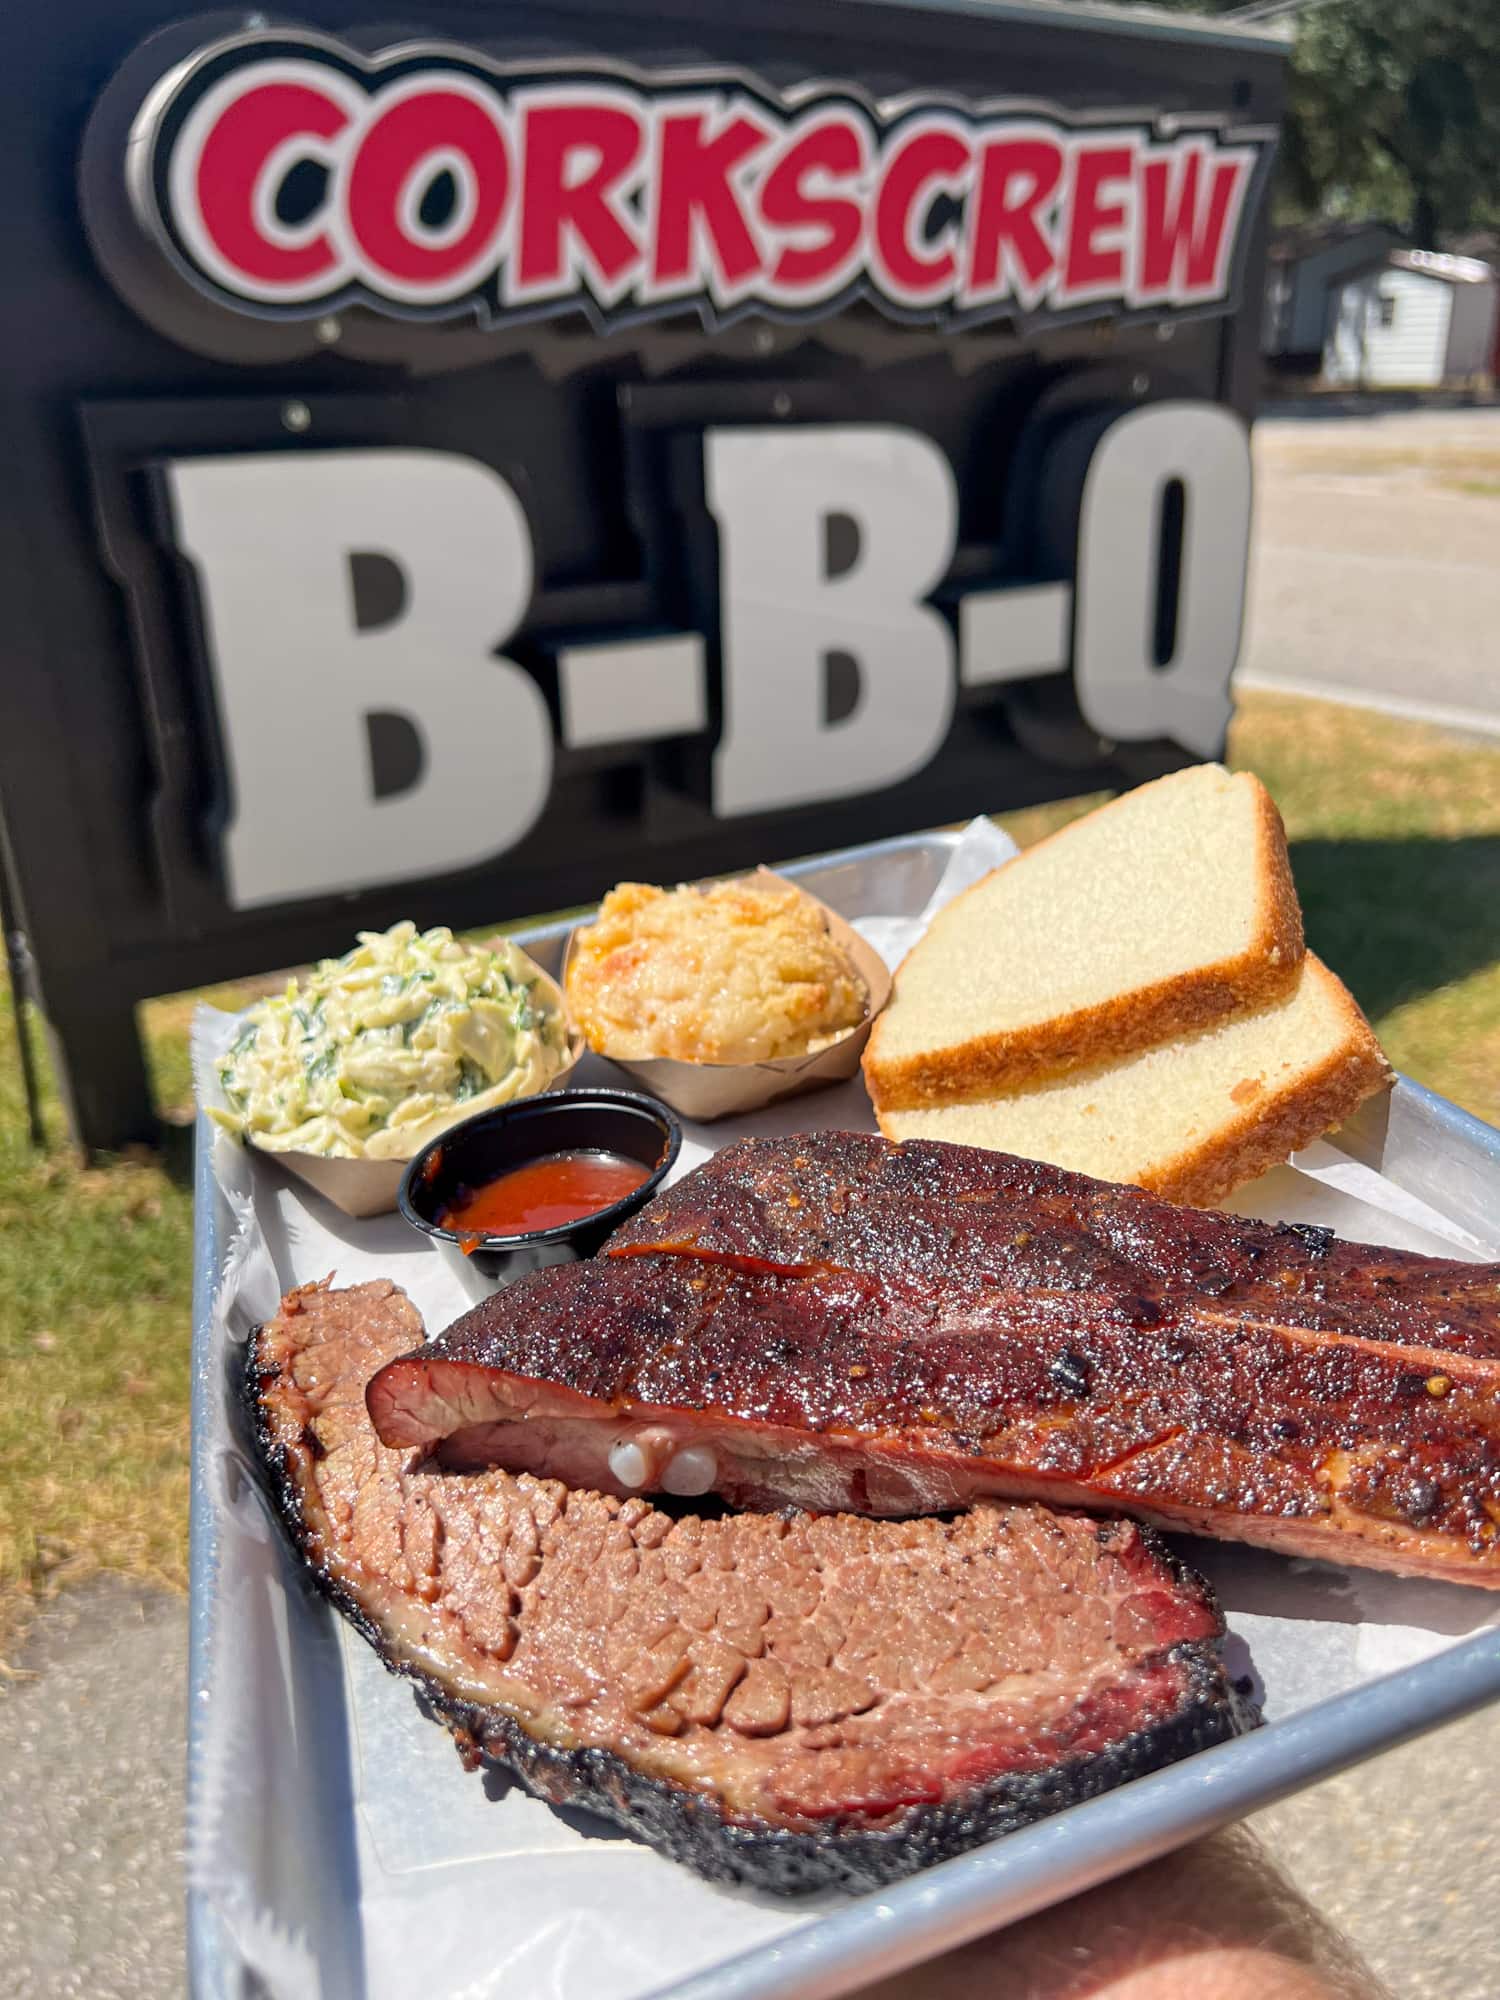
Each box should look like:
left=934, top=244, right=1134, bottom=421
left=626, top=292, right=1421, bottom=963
left=1323, top=250, right=1498, bottom=390
left=1262, top=222, right=1402, bottom=369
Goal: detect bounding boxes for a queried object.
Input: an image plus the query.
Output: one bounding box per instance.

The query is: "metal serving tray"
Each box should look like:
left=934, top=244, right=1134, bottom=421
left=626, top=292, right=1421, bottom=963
left=186, top=828, right=1500, bottom=2000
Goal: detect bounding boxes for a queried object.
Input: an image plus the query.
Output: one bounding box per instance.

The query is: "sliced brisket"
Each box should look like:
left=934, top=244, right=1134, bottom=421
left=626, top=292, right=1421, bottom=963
left=257, top=1277, right=1250, bottom=1892
left=368, top=1133, right=1500, bottom=1586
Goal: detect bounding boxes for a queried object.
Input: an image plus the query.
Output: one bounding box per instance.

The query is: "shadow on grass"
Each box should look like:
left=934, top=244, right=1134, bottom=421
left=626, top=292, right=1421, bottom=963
left=152, top=1119, right=196, bottom=1192
left=1289, top=836, right=1500, bottom=1019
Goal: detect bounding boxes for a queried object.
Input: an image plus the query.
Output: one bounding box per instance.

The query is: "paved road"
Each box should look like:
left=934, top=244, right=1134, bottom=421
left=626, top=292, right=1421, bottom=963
left=1241, top=407, right=1500, bottom=731
left=1, top=1582, right=186, bottom=2000
left=3, top=1576, right=1497, bottom=1999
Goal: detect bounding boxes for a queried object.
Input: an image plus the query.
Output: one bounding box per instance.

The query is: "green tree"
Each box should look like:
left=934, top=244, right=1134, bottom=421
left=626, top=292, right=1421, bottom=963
left=1154, top=0, right=1500, bottom=245
left=1280, top=2, right=1500, bottom=244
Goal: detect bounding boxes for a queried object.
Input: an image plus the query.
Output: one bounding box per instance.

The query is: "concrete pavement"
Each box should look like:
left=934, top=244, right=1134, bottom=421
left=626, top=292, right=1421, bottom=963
left=1252, top=1712, right=1500, bottom=2000
left=1240, top=408, right=1500, bottom=731
left=0, top=1582, right=186, bottom=2000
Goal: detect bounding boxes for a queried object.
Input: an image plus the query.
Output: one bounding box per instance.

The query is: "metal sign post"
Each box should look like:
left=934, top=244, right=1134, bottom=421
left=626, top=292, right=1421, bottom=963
left=0, top=840, right=47, bottom=1149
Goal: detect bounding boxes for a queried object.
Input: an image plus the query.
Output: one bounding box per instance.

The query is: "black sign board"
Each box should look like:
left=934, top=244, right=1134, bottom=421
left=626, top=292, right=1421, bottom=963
left=0, top=0, right=1284, bottom=1148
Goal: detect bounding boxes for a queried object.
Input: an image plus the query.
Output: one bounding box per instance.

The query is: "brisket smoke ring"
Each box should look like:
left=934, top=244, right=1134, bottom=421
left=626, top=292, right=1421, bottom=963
left=369, top=1132, right=1500, bottom=1586
left=254, top=1276, right=1251, bottom=1892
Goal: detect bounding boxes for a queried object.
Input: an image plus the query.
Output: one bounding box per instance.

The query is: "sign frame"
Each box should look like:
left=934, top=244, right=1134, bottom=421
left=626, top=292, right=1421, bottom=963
left=107, top=27, right=1274, bottom=346
left=0, top=0, right=1286, bottom=1150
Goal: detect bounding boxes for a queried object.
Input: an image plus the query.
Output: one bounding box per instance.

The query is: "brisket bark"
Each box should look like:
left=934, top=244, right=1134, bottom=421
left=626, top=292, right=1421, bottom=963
left=367, top=1132, right=1500, bottom=1586
left=256, top=1276, right=1250, bottom=1892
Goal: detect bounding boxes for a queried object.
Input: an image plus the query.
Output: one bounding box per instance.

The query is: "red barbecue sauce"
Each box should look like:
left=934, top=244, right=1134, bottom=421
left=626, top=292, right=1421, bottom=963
left=440, top=1149, right=649, bottom=1241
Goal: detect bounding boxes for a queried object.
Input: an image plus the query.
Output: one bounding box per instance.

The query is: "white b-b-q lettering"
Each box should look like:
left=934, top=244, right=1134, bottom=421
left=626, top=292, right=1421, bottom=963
left=165, top=450, right=552, bottom=909
left=706, top=426, right=957, bottom=817
left=1071, top=401, right=1252, bottom=757
left=167, top=405, right=1252, bottom=909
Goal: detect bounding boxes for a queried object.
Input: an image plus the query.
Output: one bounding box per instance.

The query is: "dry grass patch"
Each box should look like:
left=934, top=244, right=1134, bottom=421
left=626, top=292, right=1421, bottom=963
left=0, top=1077, right=194, bottom=1649
left=1255, top=442, right=1500, bottom=483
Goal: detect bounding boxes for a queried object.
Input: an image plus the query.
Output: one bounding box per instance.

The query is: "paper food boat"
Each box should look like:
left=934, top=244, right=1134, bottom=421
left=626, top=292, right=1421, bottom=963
left=239, top=963, right=585, bottom=1220
left=561, top=869, right=892, bottom=1122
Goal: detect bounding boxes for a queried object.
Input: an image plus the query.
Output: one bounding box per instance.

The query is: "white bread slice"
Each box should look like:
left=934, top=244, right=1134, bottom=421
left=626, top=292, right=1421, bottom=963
left=877, top=955, right=1393, bottom=1208
left=863, top=764, right=1304, bottom=1111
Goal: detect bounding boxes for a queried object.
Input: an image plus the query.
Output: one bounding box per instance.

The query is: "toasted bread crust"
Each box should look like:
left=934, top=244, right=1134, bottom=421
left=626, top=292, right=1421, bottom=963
left=876, top=960, right=1395, bottom=1208
left=865, top=953, right=1299, bottom=1111
left=1140, top=970, right=1394, bottom=1207
left=864, top=774, right=1306, bottom=1112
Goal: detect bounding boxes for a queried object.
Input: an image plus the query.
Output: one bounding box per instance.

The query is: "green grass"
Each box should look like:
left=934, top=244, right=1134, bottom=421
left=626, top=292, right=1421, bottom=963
left=1231, top=692, right=1500, bottom=1128
left=0, top=1055, right=194, bottom=1644
left=1001, top=695, right=1500, bottom=1128
left=1, top=689, right=1498, bottom=1647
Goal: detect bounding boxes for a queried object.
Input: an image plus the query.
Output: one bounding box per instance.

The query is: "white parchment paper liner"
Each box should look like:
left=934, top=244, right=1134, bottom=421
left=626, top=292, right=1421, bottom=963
left=186, top=819, right=1500, bottom=2000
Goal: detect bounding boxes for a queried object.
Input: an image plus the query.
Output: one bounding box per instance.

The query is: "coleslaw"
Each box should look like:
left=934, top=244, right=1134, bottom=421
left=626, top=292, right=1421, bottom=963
left=211, top=922, right=573, bottom=1159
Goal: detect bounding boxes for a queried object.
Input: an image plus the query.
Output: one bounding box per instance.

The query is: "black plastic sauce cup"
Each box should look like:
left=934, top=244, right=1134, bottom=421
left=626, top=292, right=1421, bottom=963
left=398, top=1088, right=682, bottom=1298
